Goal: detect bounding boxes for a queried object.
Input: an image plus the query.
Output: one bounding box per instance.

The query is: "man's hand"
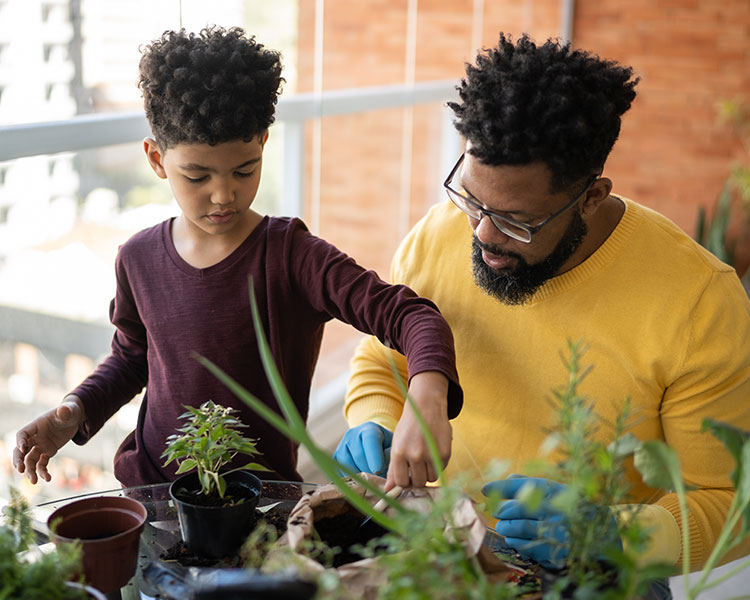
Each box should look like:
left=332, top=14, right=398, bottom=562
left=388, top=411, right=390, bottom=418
left=482, top=475, right=621, bottom=569
left=386, top=371, right=452, bottom=489
left=333, top=422, right=393, bottom=477
left=12, top=396, right=85, bottom=484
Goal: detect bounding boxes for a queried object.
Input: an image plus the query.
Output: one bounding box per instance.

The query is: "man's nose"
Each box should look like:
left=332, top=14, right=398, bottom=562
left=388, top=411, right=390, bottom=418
left=474, top=213, right=512, bottom=246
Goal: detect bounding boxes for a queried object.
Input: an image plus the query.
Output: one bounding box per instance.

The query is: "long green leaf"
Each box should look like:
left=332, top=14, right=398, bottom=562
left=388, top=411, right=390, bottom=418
left=247, top=281, right=307, bottom=433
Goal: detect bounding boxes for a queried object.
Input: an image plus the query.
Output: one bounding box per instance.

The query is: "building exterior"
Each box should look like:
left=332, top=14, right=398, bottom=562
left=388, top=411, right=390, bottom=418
left=295, top=0, right=750, bottom=278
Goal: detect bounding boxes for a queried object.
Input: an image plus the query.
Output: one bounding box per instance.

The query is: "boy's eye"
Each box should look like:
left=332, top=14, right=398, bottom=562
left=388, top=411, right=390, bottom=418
left=235, top=170, right=255, bottom=178
left=185, top=175, right=208, bottom=183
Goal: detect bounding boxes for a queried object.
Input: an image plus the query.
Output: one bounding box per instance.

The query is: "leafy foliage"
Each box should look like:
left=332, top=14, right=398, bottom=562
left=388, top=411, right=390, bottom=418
left=634, top=419, right=750, bottom=599
left=355, top=478, right=526, bottom=600
left=161, top=400, right=268, bottom=498
left=512, top=341, right=671, bottom=599
left=0, top=488, right=87, bottom=600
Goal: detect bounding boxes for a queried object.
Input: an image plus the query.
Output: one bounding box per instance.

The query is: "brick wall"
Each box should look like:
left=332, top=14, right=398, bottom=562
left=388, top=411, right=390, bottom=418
left=297, top=0, right=749, bottom=273
left=296, top=0, right=749, bottom=383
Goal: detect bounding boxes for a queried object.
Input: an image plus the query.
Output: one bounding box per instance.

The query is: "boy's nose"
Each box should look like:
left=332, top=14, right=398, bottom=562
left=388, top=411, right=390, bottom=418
left=210, top=181, right=235, bottom=205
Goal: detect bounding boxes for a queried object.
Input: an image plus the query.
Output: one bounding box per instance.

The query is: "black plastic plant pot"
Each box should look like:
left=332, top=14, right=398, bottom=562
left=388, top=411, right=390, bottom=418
left=169, top=470, right=262, bottom=559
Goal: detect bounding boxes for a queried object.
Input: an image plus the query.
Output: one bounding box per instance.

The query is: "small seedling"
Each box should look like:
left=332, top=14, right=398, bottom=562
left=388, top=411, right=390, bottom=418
left=162, top=400, right=268, bottom=499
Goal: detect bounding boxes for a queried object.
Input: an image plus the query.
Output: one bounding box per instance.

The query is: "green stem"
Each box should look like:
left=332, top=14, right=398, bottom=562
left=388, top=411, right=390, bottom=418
left=689, top=493, right=747, bottom=596
left=694, top=558, right=750, bottom=594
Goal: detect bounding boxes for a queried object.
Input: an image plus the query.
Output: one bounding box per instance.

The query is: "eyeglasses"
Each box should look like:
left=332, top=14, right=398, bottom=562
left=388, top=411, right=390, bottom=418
left=443, top=153, right=599, bottom=243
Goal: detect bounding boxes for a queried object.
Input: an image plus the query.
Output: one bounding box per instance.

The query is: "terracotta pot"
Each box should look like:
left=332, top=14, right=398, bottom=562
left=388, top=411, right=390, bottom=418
left=48, top=495, right=147, bottom=594
left=169, top=470, right=262, bottom=558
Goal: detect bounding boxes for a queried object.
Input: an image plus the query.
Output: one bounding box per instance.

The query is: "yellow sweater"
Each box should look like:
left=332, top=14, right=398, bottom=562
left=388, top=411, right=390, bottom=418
left=345, top=198, right=750, bottom=571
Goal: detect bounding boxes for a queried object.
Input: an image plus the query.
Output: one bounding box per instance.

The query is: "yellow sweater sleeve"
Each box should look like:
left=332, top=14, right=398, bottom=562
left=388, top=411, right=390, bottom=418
left=344, top=334, right=406, bottom=430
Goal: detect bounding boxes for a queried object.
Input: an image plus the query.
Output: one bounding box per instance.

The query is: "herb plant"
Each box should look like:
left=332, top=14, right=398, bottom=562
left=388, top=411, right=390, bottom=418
left=161, top=400, right=268, bottom=499
left=634, top=419, right=750, bottom=599
left=505, top=341, right=674, bottom=599
left=0, top=488, right=87, bottom=600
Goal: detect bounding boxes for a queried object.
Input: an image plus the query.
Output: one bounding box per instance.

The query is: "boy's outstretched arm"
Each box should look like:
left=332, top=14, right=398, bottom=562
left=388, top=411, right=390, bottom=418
left=12, top=396, right=86, bottom=484
left=386, top=370, right=451, bottom=488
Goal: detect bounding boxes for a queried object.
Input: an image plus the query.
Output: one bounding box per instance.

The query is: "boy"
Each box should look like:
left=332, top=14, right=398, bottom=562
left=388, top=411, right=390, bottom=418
left=13, top=26, right=461, bottom=488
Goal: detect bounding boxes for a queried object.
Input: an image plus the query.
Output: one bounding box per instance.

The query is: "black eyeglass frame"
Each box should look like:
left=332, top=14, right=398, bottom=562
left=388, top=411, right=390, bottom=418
left=443, top=153, right=600, bottom=243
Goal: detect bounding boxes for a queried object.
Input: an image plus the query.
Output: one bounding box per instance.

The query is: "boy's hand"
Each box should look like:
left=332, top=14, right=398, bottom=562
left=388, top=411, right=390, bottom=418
left=13, top=396, right=86, bottom=484
left=386, top=371, right=452, bottom=489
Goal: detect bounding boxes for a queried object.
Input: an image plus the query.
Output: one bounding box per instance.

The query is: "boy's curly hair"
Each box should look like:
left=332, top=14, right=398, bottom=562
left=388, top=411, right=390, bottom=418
left=138, top=26, right=284, bottom=149
left=449, top=33, right=639, bottom=189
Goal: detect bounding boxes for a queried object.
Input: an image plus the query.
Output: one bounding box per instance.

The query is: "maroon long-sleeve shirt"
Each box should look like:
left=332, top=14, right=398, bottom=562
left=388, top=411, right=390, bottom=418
left=71, top=216, right=462, bottom=486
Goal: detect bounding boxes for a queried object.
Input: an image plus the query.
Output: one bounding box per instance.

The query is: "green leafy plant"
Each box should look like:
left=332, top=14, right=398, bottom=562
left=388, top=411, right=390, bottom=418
left=634, top=419, right=750, bottom=599
left=695, top=181, right=737, bottom=267
left=499, top=341, right=673, bottom=599
left=161, top=400, right=269, bottom=498
left=0, top=488, right=87, bottom=600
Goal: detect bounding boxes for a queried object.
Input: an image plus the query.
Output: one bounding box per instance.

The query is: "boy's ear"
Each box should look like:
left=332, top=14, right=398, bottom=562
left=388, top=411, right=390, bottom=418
left=261, top=130, right=269, bottom=146
left=143, top=137, right=168, bottom=179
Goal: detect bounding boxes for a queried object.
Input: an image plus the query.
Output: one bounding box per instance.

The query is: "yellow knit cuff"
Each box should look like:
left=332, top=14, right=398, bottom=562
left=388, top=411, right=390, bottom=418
left=344, top=394, right=403, bottom=430
left=611, top=504, right=681, bottom=567
left=368, top=414, right=399, bottom=432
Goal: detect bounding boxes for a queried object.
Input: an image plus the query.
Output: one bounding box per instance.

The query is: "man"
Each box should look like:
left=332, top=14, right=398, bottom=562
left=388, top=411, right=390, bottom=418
left=335, top=32, right=750, bottom=581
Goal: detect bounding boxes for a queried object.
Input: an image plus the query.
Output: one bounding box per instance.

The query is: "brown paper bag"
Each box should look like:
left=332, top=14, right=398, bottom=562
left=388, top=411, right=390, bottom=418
left=275, top=474, right=518, bottom=599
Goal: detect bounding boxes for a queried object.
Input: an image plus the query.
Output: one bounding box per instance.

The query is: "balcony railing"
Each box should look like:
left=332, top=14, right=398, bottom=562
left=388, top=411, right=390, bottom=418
left=0, top=79, right=462, bottom=423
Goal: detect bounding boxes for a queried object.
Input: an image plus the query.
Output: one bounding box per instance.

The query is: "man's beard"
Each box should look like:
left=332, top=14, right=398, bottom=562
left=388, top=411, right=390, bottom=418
left=472, top=212, right=588, bottom=305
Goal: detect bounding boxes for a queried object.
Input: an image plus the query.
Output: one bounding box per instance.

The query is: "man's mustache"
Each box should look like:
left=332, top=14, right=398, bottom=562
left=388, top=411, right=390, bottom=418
left=473, top=236, right=523, bottom=261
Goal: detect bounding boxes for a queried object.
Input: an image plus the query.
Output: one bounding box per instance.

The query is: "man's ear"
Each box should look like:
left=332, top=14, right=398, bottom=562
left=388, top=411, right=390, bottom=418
left=580, top=177, right=613, bottom=217
left=143, top=137, right=167, bottom=179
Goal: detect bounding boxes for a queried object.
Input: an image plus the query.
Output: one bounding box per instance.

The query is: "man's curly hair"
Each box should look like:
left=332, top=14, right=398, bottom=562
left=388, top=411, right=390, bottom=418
left=138, top=26, right=284, bottom=149
left=449, top=33, right=639, bottom=190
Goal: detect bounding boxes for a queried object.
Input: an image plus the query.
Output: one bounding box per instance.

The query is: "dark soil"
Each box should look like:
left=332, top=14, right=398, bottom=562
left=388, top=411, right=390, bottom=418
left=159, top=504, right=289, bottom=567
left=313, top=513, right=389, bottom=568
left=171, top=480, right=256, bottom=508
left=160, top=538, right=242, bottom=568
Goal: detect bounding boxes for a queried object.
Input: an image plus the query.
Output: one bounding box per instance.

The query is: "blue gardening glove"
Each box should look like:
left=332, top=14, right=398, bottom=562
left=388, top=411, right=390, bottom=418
left=482, top=475, right=621, bottom=570
left=333, top=422, right=393, bottom=477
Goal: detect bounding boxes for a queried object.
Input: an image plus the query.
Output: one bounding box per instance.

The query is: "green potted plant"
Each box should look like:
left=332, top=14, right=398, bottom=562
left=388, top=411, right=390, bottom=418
left=1, top=487, right=107, bottom=600
left=162, top=400, right=267, bottom=559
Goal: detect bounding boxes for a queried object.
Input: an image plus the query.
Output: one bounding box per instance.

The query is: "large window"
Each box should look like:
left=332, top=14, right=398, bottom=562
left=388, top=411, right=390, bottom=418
left=0, top=0, right=459, bottom=500
left=0, top=0, right=302, bottom=501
